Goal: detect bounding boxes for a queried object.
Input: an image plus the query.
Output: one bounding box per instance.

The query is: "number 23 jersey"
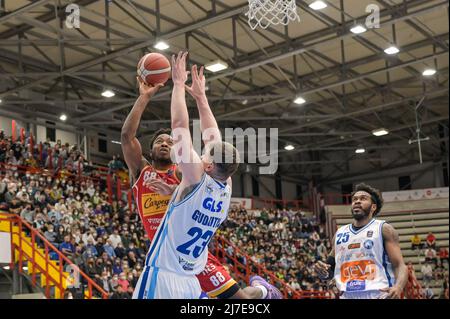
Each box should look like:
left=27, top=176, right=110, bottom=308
left=144, top=173, right=231, bottom=275
left=334, top=219, right=395, bottom=293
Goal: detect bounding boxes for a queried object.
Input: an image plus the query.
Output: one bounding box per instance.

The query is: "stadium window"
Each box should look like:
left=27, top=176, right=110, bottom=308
left=98, top=138, right=107, bottom=153
left=45, top=121, right=56, bottom=142
left=398, top=175, right=412, bottom=190
left=296, top=184, right=303, bottom=201
left=443, top=162, right=449, bottom=187
left=275, top=176, right=282, bottom=200
left=251, top=176, right=260, bottom=197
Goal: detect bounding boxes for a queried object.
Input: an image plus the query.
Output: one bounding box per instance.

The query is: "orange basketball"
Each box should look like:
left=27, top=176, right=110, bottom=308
left=137, top=52, right=171, bottom=86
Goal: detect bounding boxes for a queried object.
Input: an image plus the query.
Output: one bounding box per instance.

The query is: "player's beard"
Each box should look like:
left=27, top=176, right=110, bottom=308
left=351, top=206, right=371, bottom=221
left=152, top=149, right=172, bottom=166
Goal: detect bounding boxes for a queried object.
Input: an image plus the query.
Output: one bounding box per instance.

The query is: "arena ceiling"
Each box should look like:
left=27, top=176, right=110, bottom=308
left=0, top=0, right=448, bottom=184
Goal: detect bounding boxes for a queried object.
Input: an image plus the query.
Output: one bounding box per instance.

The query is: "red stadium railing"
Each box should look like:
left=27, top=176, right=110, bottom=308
left=211, top=234, right=331, bottom=299
left=0, top=212, right=108, bottom=299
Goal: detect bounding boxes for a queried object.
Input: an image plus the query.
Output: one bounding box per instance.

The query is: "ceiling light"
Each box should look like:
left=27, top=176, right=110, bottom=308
left=350, top=25, right=367, bottom=34
left=294, top=96, right=306, bottom=105
left=101, top=89, right=115, bottom=98
left=59, top=114, right=67, bottom=121
left=153, top=41, right=169, bottom=51
left=384, top=46, right=399, bottom=55
left=355, top=148, right=366, bottom=154
left=111, top=140, right=122, bottom=145
left=3, top=266, right=10, bottom=270
left=309, top=0, right=327, bottom=10
left=372, top=128, right=389, bottom=136
left=242, top=99, right=248, bottom=105
left=205, top=60, right=228, bottom=73
left=422, top=69, right=436, bottom=76
left=0, top=98, right=2, bottom=103
left=285, top=145, right=295, bottom=151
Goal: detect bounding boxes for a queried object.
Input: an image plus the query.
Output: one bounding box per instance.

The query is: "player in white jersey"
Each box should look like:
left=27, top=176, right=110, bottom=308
left=133, top=51, right=240, bottom=299
left=314, top=183, right=408, bottom=299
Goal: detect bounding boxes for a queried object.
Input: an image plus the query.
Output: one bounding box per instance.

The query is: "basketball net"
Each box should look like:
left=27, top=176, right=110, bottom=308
left=246, top=0, right=300, bottom=30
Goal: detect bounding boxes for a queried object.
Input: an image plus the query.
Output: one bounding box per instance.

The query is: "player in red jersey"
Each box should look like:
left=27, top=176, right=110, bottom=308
left=121, top=76, right=281, bottom=299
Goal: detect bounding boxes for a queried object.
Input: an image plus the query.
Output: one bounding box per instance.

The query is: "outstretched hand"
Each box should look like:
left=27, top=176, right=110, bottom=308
left=137, top=76, right=164, bottom=98
left=171, top=51, right=190, bottom=85
left=185, top=64, right=206, bottom=100
left=144, top=177, right=176, bottom=196
left=379, top=286, right=403, bottom=299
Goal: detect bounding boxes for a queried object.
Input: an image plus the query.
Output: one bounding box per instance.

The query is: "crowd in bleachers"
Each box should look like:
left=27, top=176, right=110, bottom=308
left=411, top=232, right=449, bottom=299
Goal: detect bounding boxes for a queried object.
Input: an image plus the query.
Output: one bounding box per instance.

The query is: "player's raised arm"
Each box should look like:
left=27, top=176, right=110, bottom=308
left=185, top=64, right=221, bottom=147
left=170, top=51, right=203, bottom=185
left=121, top=78, right=163, bottom=179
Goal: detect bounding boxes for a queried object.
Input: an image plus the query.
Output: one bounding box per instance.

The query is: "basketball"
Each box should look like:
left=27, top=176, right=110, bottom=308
left=137, top=52, right=171, bottom=86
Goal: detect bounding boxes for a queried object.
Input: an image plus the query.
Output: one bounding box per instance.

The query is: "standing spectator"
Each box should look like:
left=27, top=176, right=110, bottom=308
left=426, top=232, right=436, bottom=250
left=411, top=233, right=423, bottom=250
left=421, top=261, right=434, bottom=287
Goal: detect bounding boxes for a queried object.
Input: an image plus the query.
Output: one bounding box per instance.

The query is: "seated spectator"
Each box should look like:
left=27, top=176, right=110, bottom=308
left=59, top=235, right=75, bottom=258
left=426, top=232, right=436, bottom=249
left=110, top=285, right=129, bottom=299
left=421, top=261, right=433, bottom=287
left=118, top=272, right=129, bottom=291
left=103, top=239, right=116, bottom=259
left=425, top=247, right=438, bottom=266
left=114, top=242, right=126, bottom=259
left=411, top=233, right=423, bottom=250
left=439, top=247, right=449, bottom=266
left=44, top=224, right=57, bottom=244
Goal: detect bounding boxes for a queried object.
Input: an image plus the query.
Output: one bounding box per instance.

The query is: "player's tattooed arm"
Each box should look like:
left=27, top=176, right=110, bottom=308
left=381, top=223, right=408, bottom=299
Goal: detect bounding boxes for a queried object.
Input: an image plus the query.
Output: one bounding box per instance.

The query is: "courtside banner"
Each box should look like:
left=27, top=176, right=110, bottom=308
left=230, top=198, right=253, bottom=210
left=382, top=187, right=449, bottom=202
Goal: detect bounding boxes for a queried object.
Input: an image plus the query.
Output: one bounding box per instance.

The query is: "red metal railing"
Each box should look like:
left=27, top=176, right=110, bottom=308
left=211, top=234, right=330, bottom=299
left=0, top=212, right=108, bottom=299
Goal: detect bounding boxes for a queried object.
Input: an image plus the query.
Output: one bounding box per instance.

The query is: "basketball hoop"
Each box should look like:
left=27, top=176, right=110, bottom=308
left=246, top=0, right=300, bottom=30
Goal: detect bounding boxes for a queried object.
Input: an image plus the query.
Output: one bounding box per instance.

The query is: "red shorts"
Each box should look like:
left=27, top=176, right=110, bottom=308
left=196, top=253, right=239, bottom=299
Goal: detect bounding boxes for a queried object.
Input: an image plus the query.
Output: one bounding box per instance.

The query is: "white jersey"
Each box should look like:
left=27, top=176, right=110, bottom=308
left=144, top=173, right=231, bottom=275
left=334, top=219, right=395, bottom=294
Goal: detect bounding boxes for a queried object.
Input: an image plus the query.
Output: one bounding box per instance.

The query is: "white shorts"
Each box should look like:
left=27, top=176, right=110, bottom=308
left=340, top=290, right=389, bottom=299
left=132, top=266, right=202, bottom=299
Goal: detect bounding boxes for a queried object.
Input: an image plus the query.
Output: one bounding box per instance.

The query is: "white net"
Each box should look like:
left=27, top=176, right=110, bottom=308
left=246, top=0, right=300, bottom=30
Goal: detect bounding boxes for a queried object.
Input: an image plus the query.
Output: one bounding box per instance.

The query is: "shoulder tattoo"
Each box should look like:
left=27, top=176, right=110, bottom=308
left=383, top=223, right=399, bottom=243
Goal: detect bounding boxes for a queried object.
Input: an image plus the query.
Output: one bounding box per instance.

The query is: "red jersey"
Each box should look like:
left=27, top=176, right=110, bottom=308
left=132, top=164, right=180, bottom=241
